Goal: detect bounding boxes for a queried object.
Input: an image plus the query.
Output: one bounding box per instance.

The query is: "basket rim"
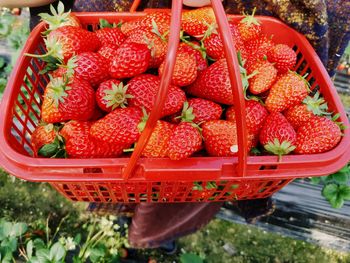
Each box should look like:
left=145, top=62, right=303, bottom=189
left=0, top=12, right=349, bottom=181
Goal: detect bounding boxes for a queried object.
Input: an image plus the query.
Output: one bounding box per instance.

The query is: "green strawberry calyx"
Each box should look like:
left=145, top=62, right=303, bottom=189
left=330, top=113, right=348, bottom=131
left=178, top=101, right=202, bottom=132
left=38, top=134, right=67, bottom=158
left=241, top=7, right=260, bottom=26
left=99, top=18, right=117, bottom=29
left=103, top=82, right=133, bottom=110
left=137, top=108, right=149, bottom=133
left=151, top=19, right=167, bottom=42
left=180, top=32, right=207, bottom=59
left=47, top=76, right=71, bottom=107
left=39, top=1, right=73, bottom=33
left=303, top=91, right=330, bottom=116
left=264, top=138, right=296, bottom=162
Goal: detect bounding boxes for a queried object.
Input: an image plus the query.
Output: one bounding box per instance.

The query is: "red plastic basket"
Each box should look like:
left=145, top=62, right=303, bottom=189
left=0, top=0, right=349, bottom=203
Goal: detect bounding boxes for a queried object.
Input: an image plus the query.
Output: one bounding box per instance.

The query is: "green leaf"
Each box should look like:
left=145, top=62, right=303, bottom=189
left=72, top=255, right=83, bottom=263
left=88, top=247, right=106, bottom=263
left=49, top=242, right=66, bottom=262
left=310, top=177, right=321, bottom=184
left=328, top=195, right=344, bottom=209
left=12, top=222, right=27, bottom=237
left=322, top=183, right=338, bottom=200
left=36, top=248, right=51, bottom=263
left=34, top=238, right=46, bottom=249
left=0, top=57, right=5, bottom=68
left=73, top=233, right=81, bottom=244
left=339, top=185, right=350, bottom=200
left=27, top=240, right=34, bottom=259
left=1, top=222, right=12, bottom=237
left=38, top=143, right=59, bottom=157
left=180, top=253, right=204, bottom=263
left=332, top=172, right=350, bottom=184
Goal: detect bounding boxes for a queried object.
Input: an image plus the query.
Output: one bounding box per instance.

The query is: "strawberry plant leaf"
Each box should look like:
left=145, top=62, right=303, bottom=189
left=328, top=195, right=344, bottom=209
left=310, top=177, right=321, bottom=184
left=27, top=240, right=33, bottom=259
left=49, top=242, right=65, bottom=262
left=180, top=253, right=203, bottom=263
left=38, top=143, right=59, bottom=157
left=331, top=172, right=350, bottom=185
left=339, top=185, right=350, bottom=200
left=322, top=183, right=338, bottom=200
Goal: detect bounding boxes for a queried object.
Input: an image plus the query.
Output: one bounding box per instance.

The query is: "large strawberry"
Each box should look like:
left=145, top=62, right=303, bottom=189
left=226, top=100, right=268, bottom=136
left=125, top=28, right=167, bottom=68
left=109, top=42, right=151, bottom=79
left=31, top=124, right=59, bottom=157
left=181, top=7, right=216, bottom=38
left=237, top=8, right=261, bottom=42
left=265, top=71, right=309, bottom=112
left=294, top=116, right=342, bottom=154
left=95, top=19, right=126, bottom=49
left=202, top=120, right=238, bottom=157
left=187, top=59, right=234, bottom=105
left=284, top=92, right=329, bottom=129
left=39, top=1, right=81, bottom=32
left=97, top=44, right=119, bottom=63
left=61, top=120, right=126, bottom=158
left=96, top=79, right=133, bottom=112
left=248, top=60, right=278, bottom=95
left=158, top=51, right=197, bottom=87
left=182, top=98, right=222, bottom=124
left=41, top=76, right=95, bottom=123
left=267, top=44, right=297, bottom=73
left=178, top=41, right=207, bottom=71
left=142, top=120, right=175, bottom=158
left=127, top=74, right=186, bottom=117
left=259, top=112, right=296, bottom=160
left=244, top=35, right=274, bottom=70
left=90, top=107, right=143, bottom=145
left=167, top=122, right=202, bottom=160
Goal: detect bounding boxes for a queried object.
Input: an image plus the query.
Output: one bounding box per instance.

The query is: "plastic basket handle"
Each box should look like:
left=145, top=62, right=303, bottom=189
left=122, top=0, right=248, bottom=179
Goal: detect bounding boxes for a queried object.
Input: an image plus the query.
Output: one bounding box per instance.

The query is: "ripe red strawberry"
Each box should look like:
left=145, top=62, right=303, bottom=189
left=185, top=98, right=222, bottom=124
left=97, top=44, right=119, bottom=63
left=248, top=60, right=278, bottom=95
left=96, top=79, right=133, bottom=112
left=125, top=28, right=167, bottom=68
left=158, top=51, right=197, bottom=87
left=244, top=35, right=274, bottom=70
left=237, top=8, right=261, bottom=42
left=127, top=74, right=186, bottom=117
left=179, top=42, right=207, bottom=71
left=41, top=76, right=95, bottom=123
left=267, top=44, right=297, bottom=73
left=39, top=1, right=81, bottom=32
left=90, top=107, right=143, bottom=145
left=181, top=7, right=216, bottom=38
left=226, top=100, right=268, bottom=136
left=187, top=59, right=234, bottom=105
left=45, top=26, right=100, bottom=62
left=69, top=52, right=110, bottom=87
left=202, top=22, right=246, bottom=60
left=284, top=92, right=329, bottom=129
left=142, top=120, right=175, bottom=158
left=202, top=120, right=238, bottom=157
left=95, top=19, right=126, bottom=49
left=61, top=121, right=126, bottom=158
left=259, top=112, right=296, bottom=159
left=168, top=122, right=202, bottom=160
left=266, top=71, right=309, bottom=112
left=294, top=116, right=342, bottom=154
left=31, top=124, right=58, bottom=157
left=109, top=42, right=151, bottom=79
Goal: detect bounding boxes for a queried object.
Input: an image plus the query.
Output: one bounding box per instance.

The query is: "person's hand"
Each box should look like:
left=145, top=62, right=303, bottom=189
left=183, top=0, right=211, bottom=7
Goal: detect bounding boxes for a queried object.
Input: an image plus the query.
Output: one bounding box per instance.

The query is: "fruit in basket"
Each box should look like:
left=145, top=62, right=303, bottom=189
left=237, top=8, right=261, bottom=42
left=178, top=42, right=207, bottom=71
left=265, top=71, right=309, bottom=112
left=97, top=44, right=120, bottom=63
left=96, top=79, right=133, bottom=112
left=294, top=116, right=342, bottom=154
left=31, top=124, right=60, bottom=157
left=46, top=26, right=100, bottom=62
left=158, top=51, right=197, bottom=87
left=90, top=107, right=143, bottom=145
left=41, top=76, right=95, bottom=123
left=127, top=74, right=186, bottom=117
left=125, top=28, right=167, bottom=68
left=259, top=112, right=296, bottom=159
left=39, top=1, right=81, bottom=32
left=267, top=44, right=297, bottom=73
left=109, top=42, right=151, bottom=79
left=202, top=120, right=238, bottom=156
left=181, top=7, right=216, bottom=38
left=184, top=98, right=222, bottom=124
left=168, top=122, right=202, bottom=160
left=142, top=120, right=175, bottom=158
left=244, top=35, right=274, bottom=69
left=187, top=59, right=234, bottom=105
left=95, top=19, right=126, bottom=49
left=248, top=60, right=278, bottom=95
left=284, top=92, right=329, bottom=129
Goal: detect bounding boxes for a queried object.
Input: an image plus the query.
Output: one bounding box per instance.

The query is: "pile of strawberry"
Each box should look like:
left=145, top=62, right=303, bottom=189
left=30, top=2, right=344, bottom=161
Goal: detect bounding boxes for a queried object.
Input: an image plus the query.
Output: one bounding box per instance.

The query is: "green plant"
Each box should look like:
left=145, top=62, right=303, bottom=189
left=310, top=163, right=350, bottom=208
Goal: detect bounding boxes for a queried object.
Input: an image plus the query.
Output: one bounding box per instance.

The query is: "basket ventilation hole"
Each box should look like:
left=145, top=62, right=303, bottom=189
left=83, top=168, right=103, bottom=173
left=259, top=165, right=278, bottom=170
